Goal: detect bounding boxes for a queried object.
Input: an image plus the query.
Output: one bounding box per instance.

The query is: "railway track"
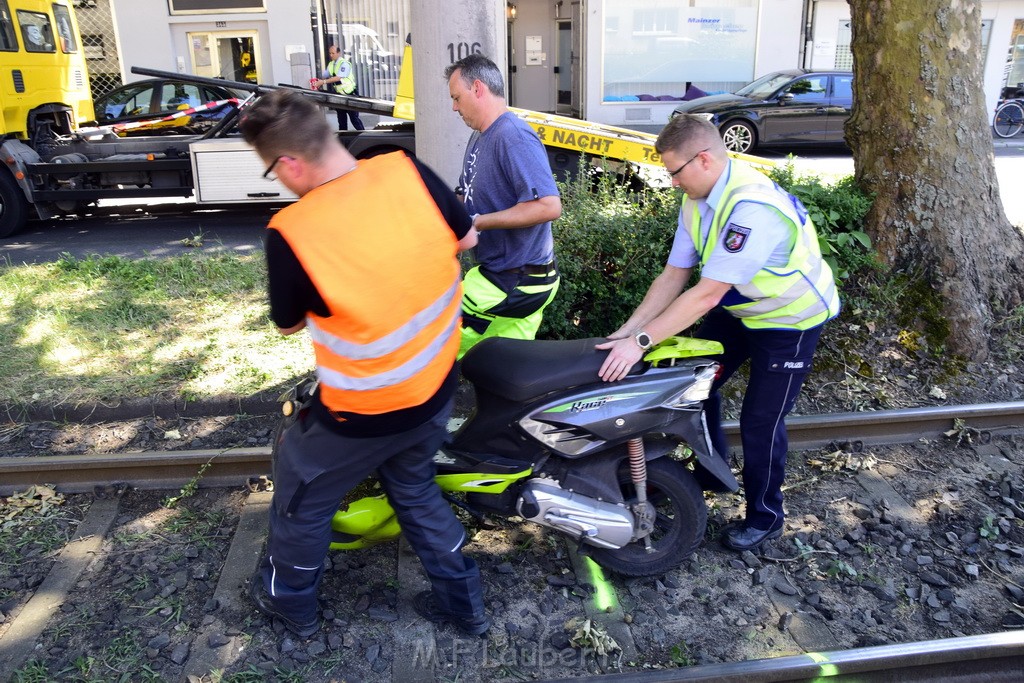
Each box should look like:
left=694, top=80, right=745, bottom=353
left=0, top=401, right=1022, bottom=681
left=539, top=631, right=1024, bottom=682
left=1, top=401, right=1022, bottom=495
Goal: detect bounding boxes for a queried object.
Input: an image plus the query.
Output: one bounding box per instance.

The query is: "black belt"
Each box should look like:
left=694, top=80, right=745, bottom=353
left=502, top=261, right=555, bottom=275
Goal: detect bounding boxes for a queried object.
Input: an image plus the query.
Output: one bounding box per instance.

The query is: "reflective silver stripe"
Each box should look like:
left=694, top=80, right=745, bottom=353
left=317, top=309, right=460, bottom=391
left=736, top=278, right=809, bottom=313
left=308, top=278, right=460, bottom=361
left=737, top=250, right=826, bottom=303
left=732, top=273, right=837, bottom=321
left=731, top=293, right=831, bottom=323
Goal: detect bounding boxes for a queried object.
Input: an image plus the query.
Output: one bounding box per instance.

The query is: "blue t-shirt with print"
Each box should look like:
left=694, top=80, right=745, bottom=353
left=459, top=111, right=558, bottom=273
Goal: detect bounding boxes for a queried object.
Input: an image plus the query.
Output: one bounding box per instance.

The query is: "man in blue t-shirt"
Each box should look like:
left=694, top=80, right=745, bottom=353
left=445, top=54, right=562, bottom=358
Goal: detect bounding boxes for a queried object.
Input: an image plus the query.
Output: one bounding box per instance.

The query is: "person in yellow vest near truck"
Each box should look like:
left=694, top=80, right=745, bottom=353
left=596, top=114, right=840, bottom=553
left=313, top=44, right=365, bottom=131
left=445, top=54, right=562, bottom=359
left=239, top=89, right=489, bottom=638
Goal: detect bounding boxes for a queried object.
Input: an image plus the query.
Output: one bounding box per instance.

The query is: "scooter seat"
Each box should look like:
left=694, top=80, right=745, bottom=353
left=461, top=337, right=643, bottom=402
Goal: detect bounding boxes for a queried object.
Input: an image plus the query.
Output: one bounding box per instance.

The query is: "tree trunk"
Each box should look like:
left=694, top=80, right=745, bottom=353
left=846, top=0, right=1024, bottom=360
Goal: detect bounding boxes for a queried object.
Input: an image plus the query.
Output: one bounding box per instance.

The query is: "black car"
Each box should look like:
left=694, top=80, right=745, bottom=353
left=89, top=78, right=249, bottom=135
left=672, top=70, right=853, bottom=154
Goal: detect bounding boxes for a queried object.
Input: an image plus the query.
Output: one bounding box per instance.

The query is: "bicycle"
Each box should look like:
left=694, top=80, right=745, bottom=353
left=993, top=99, right=1024, bottom=138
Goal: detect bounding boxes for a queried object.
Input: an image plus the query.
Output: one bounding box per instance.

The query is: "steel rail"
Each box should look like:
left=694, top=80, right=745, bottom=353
left=535, top=630, right=1024, bottom=682
left=774, top=400, right=1024, bottom=450
left=1, top=401, right=1022, bottom=495
left=0, top=447, right=270, bottom=494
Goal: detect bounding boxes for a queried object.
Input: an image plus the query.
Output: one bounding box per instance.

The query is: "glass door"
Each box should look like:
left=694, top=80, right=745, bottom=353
left=555, top=19, right=572, bottom=114
left=189, top=31, right=260, bottom=84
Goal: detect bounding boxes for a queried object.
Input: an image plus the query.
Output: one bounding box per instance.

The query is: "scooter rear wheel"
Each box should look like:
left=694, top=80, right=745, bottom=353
left=588, top=458, right=706, bottom=577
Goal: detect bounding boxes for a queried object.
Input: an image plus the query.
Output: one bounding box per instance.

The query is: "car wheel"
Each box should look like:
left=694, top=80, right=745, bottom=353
left=720, top=120, right=756, bottom=154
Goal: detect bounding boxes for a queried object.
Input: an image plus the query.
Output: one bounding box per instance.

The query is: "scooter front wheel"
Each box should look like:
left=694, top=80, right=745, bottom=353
left=588, top=458, right=706, bottom=577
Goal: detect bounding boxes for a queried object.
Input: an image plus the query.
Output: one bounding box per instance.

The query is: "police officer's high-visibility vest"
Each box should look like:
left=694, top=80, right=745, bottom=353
left=327, top=57, right=357, bottom=95
left=682, top=161, right=840, bottom=330
left=271, top=152, right=462, bottom=414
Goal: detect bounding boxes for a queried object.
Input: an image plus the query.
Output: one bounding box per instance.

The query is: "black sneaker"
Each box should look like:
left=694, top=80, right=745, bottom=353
left=248, top=576, right=320, bottom=638
left=412, top=590, right=490, bottom=637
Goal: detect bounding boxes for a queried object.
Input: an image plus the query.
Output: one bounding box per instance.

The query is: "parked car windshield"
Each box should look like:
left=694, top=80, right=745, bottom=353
left=735, top=72, right=798, bottom=99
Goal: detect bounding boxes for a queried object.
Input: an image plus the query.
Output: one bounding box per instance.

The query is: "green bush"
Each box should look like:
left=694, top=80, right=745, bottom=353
left=540, top=169, right=681, bottom=340
left=768, top=160, right=875, bottom=279
left=541, top=159, right=876, bottom=341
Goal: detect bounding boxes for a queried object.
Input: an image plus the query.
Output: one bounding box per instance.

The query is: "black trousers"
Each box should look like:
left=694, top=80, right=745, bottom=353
left=336, top=108, right=365, bottom=131
left=255, top=400, right=485, bottom=624
left=698, top=307, right=824, bottom=531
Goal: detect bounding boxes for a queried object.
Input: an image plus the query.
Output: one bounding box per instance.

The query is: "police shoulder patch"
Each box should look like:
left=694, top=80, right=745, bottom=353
left=723, top=224, right=752, bottom=253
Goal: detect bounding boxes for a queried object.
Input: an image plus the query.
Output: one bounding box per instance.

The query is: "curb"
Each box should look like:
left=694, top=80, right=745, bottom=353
left=3, top=394, right=282, bottom=425
left=991, top=134, right=1024, bottom=148
left=4, top=382, right=478, bottom=425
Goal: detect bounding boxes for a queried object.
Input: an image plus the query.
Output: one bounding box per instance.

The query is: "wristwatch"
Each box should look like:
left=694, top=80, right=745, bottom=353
left=635, top=330, right=654, bottom=351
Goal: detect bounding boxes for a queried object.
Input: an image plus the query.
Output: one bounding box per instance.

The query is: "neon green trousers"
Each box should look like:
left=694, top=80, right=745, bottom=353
left=458, top=264, right=560, bottom=360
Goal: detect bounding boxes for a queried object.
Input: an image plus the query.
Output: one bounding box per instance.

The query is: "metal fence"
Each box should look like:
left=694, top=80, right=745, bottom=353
left=73, top=0, right=122, bottom=100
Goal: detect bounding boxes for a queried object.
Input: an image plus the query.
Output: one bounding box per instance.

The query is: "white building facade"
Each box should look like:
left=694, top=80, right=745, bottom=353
left=105, top=0, right=1024, bottom=132
left=109, top=0, right=314, bottom=90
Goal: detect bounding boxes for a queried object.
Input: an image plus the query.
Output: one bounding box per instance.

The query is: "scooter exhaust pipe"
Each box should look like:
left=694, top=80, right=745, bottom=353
left=517, top=479, right=635, bottom=549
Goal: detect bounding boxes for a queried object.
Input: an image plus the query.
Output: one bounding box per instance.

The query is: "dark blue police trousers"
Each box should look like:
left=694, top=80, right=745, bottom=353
left=697, top=307, right=824, bottom=532
left=256, top=400, right=485, bottom=625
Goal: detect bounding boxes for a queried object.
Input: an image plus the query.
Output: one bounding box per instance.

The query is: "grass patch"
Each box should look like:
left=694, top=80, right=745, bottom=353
left=0, top=253, right=312, bottom=410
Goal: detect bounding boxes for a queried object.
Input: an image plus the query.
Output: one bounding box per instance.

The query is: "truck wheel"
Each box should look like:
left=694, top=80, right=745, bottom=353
left=0, top=170, right=29, bottom=239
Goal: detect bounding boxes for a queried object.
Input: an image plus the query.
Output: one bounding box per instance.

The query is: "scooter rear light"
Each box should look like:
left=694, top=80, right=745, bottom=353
left=673, top=364, right=718, bottom=405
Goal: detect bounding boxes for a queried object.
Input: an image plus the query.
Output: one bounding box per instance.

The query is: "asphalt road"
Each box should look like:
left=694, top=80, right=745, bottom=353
left=2, top=145, right=1022, bottom=265
left=0, top=198, right=277, bottom=265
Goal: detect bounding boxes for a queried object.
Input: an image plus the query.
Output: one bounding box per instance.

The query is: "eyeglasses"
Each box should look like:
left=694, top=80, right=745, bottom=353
left=263, top=156, right=288, bottom=181
left=667, top=148, right=710, bottom=177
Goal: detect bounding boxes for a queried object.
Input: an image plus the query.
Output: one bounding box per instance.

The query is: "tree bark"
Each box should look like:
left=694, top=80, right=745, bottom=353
left=846, top=0, right=1024, bottom=360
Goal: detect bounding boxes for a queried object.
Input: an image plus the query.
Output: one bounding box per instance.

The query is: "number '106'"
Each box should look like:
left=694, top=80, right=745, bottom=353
left=447, top=42, right=482, bottom=62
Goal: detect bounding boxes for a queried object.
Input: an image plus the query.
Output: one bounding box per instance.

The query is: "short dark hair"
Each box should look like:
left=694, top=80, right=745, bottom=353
left=238, top=89, right=333, bottom=163
left=444, top=53, right=504, bottom=98
left=656, top=114, right=725, bottom=156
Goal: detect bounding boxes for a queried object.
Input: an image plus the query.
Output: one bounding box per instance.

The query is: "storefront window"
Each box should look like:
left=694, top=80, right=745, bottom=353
left=602, top=0, right=758, bottom=102
left=1005, top=19, right=1024, bottom=99
left=189, top=31, right=259, bottom=83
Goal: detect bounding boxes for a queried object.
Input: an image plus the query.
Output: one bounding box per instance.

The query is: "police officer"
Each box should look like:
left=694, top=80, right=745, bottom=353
left=314, top=44, right=364, bottom=131
left=596, top=114, right=840, bottom=552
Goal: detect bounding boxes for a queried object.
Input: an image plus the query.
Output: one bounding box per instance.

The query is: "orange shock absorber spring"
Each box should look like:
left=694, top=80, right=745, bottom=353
left=627, top=437, right=655, bottom=551
left=627, top=437, right=647, bottom=485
